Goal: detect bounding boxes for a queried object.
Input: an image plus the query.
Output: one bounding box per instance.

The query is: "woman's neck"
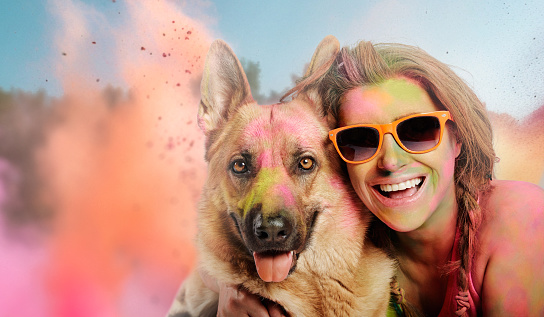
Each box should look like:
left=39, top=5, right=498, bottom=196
left=396, top=192, right=459, bottom=267
left=392, top=189, right=460, bottom=315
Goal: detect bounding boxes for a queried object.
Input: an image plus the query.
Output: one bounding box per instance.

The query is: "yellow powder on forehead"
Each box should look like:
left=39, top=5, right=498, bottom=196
left=377, top=78, right=427, bottom=104
left=345, top=78, right=426, bottom=109
left=340, top=78, right=428, bottom=125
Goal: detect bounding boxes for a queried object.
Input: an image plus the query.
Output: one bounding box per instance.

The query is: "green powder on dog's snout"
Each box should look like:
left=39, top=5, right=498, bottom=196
left=238, top=167, right=282, bottom=217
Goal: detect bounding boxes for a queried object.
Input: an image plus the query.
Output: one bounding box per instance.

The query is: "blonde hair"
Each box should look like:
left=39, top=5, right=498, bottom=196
left=313, top=41, right=495, bottom=316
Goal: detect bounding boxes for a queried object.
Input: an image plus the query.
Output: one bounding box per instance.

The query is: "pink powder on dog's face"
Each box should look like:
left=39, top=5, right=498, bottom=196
left=258, top=151, right=273, bottom=168
left=275, top=184, right=296, bottom=208
left=237, top=105, right=324, bottom=215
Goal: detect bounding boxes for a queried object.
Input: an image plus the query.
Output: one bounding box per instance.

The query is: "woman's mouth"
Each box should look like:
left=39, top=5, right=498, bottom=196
left=374, top=177, right=423, bottom=199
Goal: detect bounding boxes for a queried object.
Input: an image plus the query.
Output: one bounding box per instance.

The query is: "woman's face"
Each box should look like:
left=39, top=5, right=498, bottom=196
left=338, top=77, right=461, bottom=233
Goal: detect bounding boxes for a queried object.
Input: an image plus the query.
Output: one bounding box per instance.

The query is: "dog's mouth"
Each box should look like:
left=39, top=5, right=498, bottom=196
left=253, top=250, right=296, bottom=283
left=250, top=211, right=319, bottom=283
left=373, top=176, right=424, bottom=199
left=230, top=209, right=319, bottom=283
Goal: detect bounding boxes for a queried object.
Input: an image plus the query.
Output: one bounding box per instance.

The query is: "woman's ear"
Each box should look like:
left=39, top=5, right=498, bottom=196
left=448, top=122, right=462, bottom=158
left=455, top=140, right=462, bottom=159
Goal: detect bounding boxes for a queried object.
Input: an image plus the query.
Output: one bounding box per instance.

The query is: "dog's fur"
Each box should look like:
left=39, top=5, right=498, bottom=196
left=167, top=36, right=395, bottom=316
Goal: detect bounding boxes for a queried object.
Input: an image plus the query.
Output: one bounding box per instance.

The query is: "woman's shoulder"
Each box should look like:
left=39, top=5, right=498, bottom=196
left=474, top=180, right=543, bottom=264
left=482, top=179, right=544, bottom=220
left=489, top=179, right=544, bottom=198
left=479, top=180, right=543, bottom=234
left=474, top=180, right=544, bottom=314
left=475, top=179, right=543, bottom=271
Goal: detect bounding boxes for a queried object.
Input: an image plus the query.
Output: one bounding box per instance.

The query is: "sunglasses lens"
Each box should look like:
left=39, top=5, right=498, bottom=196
left=397, top=116, right=441, bottom=151
left=336, top=127, right=379, bottom=162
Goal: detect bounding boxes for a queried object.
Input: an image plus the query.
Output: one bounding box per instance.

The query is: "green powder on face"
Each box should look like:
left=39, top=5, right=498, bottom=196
left=238, top=167, right=282, bottom=217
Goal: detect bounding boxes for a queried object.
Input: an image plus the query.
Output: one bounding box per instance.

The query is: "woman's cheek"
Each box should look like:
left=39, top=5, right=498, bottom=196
left=347, top=165, right=369, bottom=202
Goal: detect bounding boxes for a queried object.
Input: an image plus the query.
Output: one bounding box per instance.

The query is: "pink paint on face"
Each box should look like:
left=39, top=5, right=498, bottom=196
left=274, top=108, right=325, bottom=147
left=339, top=89, right=391, bottom=125
left=275, top=118, right=311, bottom=137
left=238, top=103, right=328, bottom=215
left=274, top=184, right=295, bottom=208
left=238, top=166, right=297, bottom=219
left=257, top=151, right=273, bottom=168
left=242, top=105, right=324, bottom=170
left=339, top=78, right=461, bottom=233
left=244, top=117, right=271, bottom=141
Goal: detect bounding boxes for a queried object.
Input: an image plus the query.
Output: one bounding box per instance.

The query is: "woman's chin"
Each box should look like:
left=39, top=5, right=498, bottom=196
left=378, top=213, right=426, bottom=233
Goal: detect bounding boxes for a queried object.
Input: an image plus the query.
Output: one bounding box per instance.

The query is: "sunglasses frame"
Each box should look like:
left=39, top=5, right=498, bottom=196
left=329, top=111, right=454, bottom=164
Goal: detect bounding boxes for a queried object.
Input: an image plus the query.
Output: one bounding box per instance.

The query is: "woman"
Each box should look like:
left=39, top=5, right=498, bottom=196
left=206, top=41, right=544, bottom=316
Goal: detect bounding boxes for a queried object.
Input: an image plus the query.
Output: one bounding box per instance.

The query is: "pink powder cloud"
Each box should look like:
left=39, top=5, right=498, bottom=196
left=1, top=1, right=211, bottom=316
left=490, top=105, right=544, bottom=185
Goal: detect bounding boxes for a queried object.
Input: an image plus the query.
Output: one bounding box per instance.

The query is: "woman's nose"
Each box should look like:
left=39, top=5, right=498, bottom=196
left=376, top=134, right=408, bottom=172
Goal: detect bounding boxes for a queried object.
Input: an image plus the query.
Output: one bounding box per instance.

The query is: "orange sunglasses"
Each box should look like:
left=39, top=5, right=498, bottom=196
left=329, top=111, right=454, bottom=164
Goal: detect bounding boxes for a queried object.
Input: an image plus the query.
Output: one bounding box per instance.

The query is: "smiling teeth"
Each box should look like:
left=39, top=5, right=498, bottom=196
left=379, top=177, right=422, bottom=193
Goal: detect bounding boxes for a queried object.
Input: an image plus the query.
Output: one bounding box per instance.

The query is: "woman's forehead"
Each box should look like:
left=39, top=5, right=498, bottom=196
left=339, top=78, right=436, bottom=124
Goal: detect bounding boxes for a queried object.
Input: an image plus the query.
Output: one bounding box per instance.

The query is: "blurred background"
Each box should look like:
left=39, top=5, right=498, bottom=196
left=1, top=1, right=543, bottom=316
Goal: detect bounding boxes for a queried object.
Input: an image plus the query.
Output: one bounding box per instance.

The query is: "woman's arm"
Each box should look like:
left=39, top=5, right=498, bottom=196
left=479, top=180, right=544, bottom=316
left=199, top=268, right=286, bottom=317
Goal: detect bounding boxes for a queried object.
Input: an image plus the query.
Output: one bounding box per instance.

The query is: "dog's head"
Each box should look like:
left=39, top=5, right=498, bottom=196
left=197, top=36, right=346, bottom=283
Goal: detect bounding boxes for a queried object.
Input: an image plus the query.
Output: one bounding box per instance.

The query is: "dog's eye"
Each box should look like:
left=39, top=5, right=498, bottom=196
left=231, top=159, right=249, bottom=174
left=298, top=157, right=315, bottom=171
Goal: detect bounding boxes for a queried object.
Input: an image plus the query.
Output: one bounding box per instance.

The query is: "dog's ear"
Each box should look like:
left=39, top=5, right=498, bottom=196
left=303, top=35, right=340, bottom=78
left=197, top=40, right=254, bottom=135
left=285, top=35, right=339, bottom=124
left=305, top=36, right=339, bottom=129
left=284, top=35, right=339, bottom=102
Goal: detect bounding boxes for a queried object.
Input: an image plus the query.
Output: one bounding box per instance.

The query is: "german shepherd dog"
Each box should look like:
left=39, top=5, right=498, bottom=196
left=167, top=36, right=395, bottom=316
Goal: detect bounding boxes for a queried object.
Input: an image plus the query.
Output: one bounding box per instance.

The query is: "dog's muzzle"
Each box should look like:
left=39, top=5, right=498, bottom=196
left=230, top=205, right=303, bottom=283
left=251, top=210, right=294, bottom=250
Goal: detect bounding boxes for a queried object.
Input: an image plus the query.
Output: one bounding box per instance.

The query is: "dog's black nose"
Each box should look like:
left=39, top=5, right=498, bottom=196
left=253, top=213, right=293, bottom=244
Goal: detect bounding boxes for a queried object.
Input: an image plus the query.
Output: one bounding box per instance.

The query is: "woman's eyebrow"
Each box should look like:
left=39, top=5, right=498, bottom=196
left=392, top=112, right=419, bottom=122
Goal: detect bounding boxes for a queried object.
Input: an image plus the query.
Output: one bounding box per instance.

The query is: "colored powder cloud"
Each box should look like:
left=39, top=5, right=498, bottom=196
left=490, top=105, right=544, bottom=186
left=0, top=1, right=210, bottom=316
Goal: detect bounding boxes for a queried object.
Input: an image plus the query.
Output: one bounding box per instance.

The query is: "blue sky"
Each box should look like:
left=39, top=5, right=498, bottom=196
left=2, top=0, right=543, bottom=118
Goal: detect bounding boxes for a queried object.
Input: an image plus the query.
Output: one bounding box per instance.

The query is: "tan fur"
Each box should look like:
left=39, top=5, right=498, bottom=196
left=167, top=36, right=395, bottom=317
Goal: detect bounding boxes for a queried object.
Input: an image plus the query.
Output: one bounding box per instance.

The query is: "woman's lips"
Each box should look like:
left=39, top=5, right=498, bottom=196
left=378, top=177, right=422, bottom=195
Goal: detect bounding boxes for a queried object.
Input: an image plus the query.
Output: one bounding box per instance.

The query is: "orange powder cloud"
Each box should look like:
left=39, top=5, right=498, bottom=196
left=36, top=1, right=211, bottom=316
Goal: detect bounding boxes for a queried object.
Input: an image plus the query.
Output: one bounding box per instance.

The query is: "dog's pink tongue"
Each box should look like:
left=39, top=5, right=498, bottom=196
left=253, top=251, right=293, bottom=282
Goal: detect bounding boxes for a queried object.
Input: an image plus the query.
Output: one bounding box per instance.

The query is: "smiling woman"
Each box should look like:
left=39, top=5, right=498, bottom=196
left=333, top=80, right=461, bottom=234
left=318, top=40, right=544, bottom=316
